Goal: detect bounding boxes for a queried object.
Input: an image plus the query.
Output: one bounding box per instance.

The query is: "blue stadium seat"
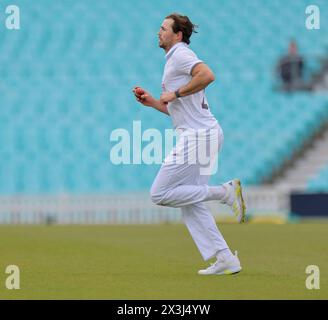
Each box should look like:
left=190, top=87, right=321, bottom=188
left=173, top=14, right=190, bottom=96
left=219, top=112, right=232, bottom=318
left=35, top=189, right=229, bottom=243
left=308, top=164, right=328, bottom=191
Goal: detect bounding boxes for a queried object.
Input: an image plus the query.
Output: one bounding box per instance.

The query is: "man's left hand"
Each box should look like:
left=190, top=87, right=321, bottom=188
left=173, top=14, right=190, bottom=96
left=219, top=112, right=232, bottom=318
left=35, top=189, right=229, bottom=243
left=160, top=92, right=176, bottom=104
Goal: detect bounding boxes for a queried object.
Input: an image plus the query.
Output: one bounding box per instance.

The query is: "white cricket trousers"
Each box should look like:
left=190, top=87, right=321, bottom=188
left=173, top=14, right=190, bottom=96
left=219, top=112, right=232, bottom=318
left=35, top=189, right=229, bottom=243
left=150, top=124, right=228, bottom=261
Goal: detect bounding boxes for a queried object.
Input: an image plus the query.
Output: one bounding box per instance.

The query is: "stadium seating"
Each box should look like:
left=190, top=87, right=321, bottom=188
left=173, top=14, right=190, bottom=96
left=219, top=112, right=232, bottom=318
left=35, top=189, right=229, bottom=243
left=308, top=164, right=328, bottom=191
left=0, top=0, right=327, bottom=194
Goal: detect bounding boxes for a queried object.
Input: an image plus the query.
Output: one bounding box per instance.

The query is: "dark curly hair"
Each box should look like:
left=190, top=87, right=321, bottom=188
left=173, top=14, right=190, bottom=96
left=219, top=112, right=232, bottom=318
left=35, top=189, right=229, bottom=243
left=165, top=13, right=198, bottom=45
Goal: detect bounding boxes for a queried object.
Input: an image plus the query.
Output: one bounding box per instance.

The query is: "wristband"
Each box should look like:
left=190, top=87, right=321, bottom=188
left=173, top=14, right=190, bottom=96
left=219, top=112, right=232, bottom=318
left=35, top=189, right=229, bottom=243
left=175, top=90, right=181, bottom=98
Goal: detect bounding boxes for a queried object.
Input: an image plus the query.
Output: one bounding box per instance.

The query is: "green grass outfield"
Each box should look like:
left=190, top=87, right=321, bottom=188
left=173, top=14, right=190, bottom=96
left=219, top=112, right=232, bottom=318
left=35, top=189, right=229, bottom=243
left=0, top=223, right=327, bottom=299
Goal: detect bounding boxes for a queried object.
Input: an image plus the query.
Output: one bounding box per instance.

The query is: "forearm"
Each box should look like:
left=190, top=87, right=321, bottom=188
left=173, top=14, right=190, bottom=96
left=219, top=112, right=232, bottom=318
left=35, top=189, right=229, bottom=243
left=159, top=58, right=215, bottom=105
left=178, top=73, right=214, bottom=97
left=152, top=99, right=169, bottom=115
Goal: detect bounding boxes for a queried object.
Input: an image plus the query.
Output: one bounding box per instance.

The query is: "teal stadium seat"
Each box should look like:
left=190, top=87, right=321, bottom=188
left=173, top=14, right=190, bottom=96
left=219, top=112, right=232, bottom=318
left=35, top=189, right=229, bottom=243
left=308, top=164, right=328, bottom=192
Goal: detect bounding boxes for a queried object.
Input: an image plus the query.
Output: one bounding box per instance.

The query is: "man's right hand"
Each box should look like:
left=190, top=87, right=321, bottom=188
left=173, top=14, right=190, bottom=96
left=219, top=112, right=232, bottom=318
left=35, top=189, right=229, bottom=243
left=132, top=86, right=170, bottom=115
left=132, top=87, right=155, bottom=107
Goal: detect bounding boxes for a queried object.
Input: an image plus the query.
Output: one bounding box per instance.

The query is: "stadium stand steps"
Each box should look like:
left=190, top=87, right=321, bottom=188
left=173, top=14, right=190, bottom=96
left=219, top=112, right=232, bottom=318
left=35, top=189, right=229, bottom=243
left=269, top=119, right=328, bottom=190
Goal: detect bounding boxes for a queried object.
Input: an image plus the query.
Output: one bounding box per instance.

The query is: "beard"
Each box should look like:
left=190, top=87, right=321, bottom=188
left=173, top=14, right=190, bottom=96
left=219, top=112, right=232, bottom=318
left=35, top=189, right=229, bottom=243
left=158, top=39, right=167, bottom=50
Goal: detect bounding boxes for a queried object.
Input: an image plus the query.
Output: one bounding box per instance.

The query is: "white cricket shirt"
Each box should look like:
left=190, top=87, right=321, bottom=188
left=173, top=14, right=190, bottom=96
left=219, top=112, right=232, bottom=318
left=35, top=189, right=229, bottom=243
left=162, top=42, right=218, bottom=130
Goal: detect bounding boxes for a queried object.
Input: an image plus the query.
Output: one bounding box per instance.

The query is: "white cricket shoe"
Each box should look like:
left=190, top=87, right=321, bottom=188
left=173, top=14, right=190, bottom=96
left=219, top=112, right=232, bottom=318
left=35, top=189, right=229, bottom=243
left=198, top=252, right=242, bottom=275
left=222, top=179, right=246, bottom=223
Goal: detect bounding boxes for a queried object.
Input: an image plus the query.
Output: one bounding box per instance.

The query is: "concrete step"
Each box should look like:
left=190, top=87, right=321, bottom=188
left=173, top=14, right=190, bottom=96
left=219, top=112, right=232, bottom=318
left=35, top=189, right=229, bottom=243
left=273, top=121, right=328, bottom=189
left=285, top=166, right=327, bottom=176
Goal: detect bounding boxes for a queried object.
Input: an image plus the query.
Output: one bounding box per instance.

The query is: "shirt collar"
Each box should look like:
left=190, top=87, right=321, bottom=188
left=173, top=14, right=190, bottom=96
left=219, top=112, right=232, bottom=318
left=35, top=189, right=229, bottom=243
left=165, top=42, right=188, bottom=60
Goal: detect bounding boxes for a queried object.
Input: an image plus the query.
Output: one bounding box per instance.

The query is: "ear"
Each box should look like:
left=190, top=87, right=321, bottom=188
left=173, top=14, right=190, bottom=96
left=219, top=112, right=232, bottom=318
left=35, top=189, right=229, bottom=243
left=177, top=31, right=183, bottom=41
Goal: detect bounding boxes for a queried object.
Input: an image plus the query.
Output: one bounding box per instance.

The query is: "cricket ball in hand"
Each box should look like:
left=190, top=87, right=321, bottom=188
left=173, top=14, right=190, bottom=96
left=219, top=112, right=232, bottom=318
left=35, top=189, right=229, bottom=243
left=135, top=87, right=145, bottom=96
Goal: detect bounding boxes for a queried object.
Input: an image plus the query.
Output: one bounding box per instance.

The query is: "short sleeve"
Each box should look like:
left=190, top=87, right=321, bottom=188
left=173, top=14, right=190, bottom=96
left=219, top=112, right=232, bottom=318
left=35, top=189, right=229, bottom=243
left=173, top=48, right=203, bottom=75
